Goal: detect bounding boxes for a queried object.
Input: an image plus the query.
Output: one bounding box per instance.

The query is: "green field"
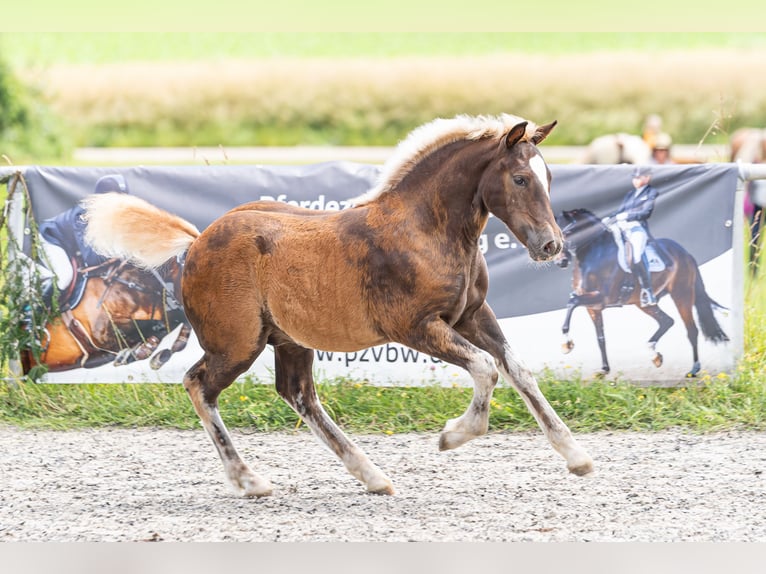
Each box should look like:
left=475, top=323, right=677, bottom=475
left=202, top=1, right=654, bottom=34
left=2, top=32, right=766, bottom=159
left=3, top=33, right=766, bottom=65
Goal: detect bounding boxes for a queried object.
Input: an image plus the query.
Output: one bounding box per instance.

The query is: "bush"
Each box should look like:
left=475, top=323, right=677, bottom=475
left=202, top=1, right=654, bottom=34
left=0, top=55, right=69, bottom=163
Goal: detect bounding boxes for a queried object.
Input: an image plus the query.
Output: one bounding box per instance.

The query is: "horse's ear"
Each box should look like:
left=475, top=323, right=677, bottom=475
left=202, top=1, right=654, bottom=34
left=505, top=121, right=529, bottom=149
left=530, top=120, right=558, bottom=145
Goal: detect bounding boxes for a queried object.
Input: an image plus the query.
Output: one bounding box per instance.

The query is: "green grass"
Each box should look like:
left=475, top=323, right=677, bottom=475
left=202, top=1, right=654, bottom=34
left=2, top=368, right=764, bottom=434
left=3, top=33, right=766, bottom=66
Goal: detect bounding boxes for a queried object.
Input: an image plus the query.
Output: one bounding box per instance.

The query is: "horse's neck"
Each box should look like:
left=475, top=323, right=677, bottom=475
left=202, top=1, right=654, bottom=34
left=575, top=226, right=614, bottom=258
left=377, top=139, right=494, bottom=242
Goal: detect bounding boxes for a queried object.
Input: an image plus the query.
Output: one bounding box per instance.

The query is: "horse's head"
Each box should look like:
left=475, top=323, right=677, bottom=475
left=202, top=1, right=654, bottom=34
left=557, top=208, right=609, bottom=254
left=479, top=120, right=562, bottom=262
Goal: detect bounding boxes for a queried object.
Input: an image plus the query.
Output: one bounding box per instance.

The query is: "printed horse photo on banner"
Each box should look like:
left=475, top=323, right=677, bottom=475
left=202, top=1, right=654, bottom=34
left=17, top=174, right=192, bottom=374
left=82, top=114, right=594, bottom=497
left=555, top=165, right=730, bottom=379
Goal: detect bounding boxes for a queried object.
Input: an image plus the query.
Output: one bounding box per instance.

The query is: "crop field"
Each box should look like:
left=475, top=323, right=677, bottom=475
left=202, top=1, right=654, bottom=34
left=2, top=33, right=766, bottom=152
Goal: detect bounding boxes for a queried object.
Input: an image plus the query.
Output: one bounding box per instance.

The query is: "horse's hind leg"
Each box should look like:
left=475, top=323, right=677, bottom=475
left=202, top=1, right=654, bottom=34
left=586, top=308, right=610, bottom=376
left=274, top=342, right=394, bottom=495
left=184, top=349, right=273, bottom=497
left=454, top=304, right=593, bottom=476
left=668, top=291, right=701, bottom=377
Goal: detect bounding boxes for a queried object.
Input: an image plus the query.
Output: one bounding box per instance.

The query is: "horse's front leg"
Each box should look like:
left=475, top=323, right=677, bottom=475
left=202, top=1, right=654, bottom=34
left=397, top=319, right=498, bottom=451
left=454, top=304, right=594, bottom=477
left=561, top=291, right=603, bottom=354
left=274, top=342, right=394, bottom=495
left=561, top=294, right=578, bottom=353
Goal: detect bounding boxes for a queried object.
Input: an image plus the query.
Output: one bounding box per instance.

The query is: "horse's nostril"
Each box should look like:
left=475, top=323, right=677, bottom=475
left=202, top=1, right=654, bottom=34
left=543, top=240, right=560, bottom=256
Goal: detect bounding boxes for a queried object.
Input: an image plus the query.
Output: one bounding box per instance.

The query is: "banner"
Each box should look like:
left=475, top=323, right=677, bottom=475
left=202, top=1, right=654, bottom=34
left=12, top=162, right=741, bottom=385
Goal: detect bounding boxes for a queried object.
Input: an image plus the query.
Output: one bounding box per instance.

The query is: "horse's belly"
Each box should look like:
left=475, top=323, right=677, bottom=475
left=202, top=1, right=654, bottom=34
left=268, top=289, right=385, bottom=352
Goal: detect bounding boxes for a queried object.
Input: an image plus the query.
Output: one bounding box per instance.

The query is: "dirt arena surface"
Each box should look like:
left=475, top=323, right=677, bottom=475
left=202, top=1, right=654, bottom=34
left=1, top=427, right=764, bottom=542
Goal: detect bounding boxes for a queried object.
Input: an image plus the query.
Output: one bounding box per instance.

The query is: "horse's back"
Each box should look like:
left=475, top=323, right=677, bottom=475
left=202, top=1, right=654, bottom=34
left=182, top=207, right=385, bottom=353
left=730, top=127, right=766, bottom=162
left=581, top=133, right=651, bottom=164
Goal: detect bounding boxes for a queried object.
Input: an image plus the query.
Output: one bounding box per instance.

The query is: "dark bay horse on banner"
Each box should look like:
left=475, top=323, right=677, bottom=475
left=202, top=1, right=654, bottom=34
left=83, top=114, right=593, bottom=497
left=556, top=208, right=729, bottom=379
left=21, top=258, right=192, bottom=373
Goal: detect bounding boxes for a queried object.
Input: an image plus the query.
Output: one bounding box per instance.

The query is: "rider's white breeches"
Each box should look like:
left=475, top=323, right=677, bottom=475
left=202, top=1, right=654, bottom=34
left=612, top=224, right=647, bottom=264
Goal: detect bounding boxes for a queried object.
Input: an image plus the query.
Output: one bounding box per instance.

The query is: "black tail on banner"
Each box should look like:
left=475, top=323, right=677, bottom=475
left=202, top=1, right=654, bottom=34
left=694, top=271, right=729, bottom=343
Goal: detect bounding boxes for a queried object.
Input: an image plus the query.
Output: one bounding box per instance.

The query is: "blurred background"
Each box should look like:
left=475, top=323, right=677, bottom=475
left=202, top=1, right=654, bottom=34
left=1, top=32, right=765, bottom=165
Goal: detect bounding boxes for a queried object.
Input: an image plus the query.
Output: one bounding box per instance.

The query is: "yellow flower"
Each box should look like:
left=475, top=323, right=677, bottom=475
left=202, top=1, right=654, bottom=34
left=239, top=395, right=248, bottom=401
left=385, top=430, right=393, bottom=435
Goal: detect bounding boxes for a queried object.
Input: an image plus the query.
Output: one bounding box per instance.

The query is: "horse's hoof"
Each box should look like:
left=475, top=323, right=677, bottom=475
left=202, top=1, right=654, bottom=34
left=438, top=431, right=475, bottom=451
left=367, top=477, right=396, bottom=495
left=149, top=349, right=171, bottom=370
left=561, top=340, right=574, bottom=354
left=231, top=471, right=273, bottom=498
left=439, top=415, right=486, bottom=451
left=686, top=362, right=701, bottom=378
left=567, top=456, right=595, bottom=477
left=239, top=480, right=274, bottom=498
left=652, top=352, right=663, bottom=368
left=113, top=350, right=131, bottom=367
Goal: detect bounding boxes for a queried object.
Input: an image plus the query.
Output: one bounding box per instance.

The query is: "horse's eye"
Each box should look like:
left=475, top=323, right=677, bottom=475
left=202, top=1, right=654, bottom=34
left=513, top=176, right=527, bottom=186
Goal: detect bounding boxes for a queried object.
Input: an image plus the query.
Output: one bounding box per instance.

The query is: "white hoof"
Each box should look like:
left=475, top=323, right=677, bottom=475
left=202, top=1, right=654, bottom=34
left=438, top=416, right=486, bottom=451
left=367, top=475, right=396, bottom=495
left=230, top=471, right=273, bottom=498
left=566, top=451, right=595, bottom=477
left=438, top=430, right=476, bottom=451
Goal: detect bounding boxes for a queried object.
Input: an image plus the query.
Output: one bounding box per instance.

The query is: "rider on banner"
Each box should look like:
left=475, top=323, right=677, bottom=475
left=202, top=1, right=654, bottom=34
left=602, top=165, right=658, bottom=307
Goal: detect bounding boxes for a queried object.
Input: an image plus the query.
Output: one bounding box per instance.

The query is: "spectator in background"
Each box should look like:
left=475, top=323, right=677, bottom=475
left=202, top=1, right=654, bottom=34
left=642, top=114, right=663, bottom=150
left=650, top=132, right=674, bottom=165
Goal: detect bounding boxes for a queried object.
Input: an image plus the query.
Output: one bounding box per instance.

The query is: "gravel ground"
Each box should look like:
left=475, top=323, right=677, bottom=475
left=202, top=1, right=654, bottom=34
left=1, top=427, right=765, bottom=542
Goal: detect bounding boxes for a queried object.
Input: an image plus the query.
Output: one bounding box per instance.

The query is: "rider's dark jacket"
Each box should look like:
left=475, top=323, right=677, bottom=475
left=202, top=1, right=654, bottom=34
left=616, top=184, right=658, bottom=231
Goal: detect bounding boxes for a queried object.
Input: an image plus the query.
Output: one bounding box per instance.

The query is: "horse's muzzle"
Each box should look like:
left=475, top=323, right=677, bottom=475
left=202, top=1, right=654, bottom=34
left=528, top=236, right=563, bottom=262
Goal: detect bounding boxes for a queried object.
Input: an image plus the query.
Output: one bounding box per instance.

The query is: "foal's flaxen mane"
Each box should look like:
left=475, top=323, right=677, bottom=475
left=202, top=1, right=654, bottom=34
left=352, top=114, right=537, bottom=206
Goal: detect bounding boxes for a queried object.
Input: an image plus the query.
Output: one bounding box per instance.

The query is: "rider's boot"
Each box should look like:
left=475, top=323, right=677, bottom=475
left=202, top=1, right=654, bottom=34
left=634, top=253, right=657, bottom=307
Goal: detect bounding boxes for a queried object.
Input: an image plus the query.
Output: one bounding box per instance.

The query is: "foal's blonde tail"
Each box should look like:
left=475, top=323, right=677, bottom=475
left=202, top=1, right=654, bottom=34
left=83, top=192, right=200, bottom=269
